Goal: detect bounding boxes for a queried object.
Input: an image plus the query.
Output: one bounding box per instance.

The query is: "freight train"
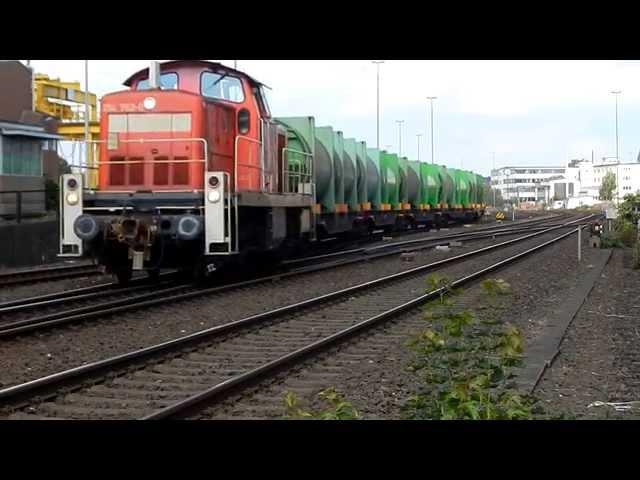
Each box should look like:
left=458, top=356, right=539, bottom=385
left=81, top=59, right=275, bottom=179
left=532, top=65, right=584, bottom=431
left=59, top=60, right=486, bottom=283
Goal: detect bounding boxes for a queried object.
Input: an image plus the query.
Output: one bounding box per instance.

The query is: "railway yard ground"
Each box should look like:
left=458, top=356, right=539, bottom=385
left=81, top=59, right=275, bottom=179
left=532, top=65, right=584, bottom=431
left=0, top=211, right=638, bottom=420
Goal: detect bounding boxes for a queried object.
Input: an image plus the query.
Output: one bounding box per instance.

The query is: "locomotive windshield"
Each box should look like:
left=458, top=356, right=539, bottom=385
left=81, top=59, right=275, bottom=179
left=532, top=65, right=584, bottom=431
left=201, top=72, right=245, bottom=103
left=136, top=72, right=179, bottom=90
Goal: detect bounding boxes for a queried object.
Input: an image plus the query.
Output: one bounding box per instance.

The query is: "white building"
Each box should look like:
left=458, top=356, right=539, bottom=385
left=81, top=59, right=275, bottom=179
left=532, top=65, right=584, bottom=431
left=491, top=160, right=640, bottom=208
left=490, top=166, right=567, bottom=205
left=562, top=158, right=640, bottom=204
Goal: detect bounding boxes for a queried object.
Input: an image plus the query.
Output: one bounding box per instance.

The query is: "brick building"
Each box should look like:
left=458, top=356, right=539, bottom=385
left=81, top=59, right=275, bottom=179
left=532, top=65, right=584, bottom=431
left=0, top=61, right=63, bottom=217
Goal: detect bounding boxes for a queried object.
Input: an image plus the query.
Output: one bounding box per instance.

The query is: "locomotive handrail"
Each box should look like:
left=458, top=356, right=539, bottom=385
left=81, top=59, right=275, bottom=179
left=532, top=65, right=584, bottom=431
left=79, top=137, right=210, bottom=190
left=95, top=137, right=209, bottom=164
left=233, top=135, right=264, bottom=193
left=97, top=159, right=206, bottom=165
left=281, top=147, right=313, bottom=195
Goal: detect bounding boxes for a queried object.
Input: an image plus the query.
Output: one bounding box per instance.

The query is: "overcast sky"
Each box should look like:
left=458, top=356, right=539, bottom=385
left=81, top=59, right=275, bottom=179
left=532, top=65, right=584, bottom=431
left=23, top=60, right=640, bottom=176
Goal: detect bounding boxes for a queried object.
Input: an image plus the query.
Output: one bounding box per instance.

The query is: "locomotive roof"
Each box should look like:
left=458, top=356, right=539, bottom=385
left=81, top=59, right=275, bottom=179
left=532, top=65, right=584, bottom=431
left=123, top=60, right=268, bottom=89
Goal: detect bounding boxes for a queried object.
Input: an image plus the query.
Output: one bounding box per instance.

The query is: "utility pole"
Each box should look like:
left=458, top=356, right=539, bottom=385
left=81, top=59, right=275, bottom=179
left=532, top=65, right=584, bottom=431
left=372, top=61, right=384, bottom=150
left=26, top=60, right=35, bottom=112
left=396, top=120, right=404, bottom=157
left=491, top=152, right=496, bottom=207
left=611, top=90, right=622, bottom=204
left=427, top=96, right=437, bottom=164
left=84, top=60, right=90, bottom=169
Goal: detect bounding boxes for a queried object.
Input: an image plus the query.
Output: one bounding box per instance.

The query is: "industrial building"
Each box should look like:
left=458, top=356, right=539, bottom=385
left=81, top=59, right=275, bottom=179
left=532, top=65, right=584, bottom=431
left=490, top=159, right=640, bottom=209
left=490, top=165, right=567, bottom=206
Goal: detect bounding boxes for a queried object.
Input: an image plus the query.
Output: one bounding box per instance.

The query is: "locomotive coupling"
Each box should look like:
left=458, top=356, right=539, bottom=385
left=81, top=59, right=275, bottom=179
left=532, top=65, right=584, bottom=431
left=107, top=218, right=156, bottom=270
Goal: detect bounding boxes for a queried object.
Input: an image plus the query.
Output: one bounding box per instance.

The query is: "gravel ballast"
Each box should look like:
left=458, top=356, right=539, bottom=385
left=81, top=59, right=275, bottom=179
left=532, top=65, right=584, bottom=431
left=0, top=229, right=542, bottom=389
left=535, top=247, right=640, bottom=419
left=189, top=230, right=603, bottom=419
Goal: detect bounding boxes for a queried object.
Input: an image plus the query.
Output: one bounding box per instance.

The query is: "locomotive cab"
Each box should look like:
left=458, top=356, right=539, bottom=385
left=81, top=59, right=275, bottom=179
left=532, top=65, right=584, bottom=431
left=60, top=60, right=315, bottom=283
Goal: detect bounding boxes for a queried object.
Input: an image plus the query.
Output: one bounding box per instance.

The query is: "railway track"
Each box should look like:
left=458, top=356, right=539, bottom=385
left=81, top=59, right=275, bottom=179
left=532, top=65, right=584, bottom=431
left=289, top=212, right=566, bottom=261
left=0, top=214, right=585, bottom=338
left=0, top=212, right=556, bottom=299
left=0, top=263, right=102, bottom=288
left=0, top=214, right=595, bottom=419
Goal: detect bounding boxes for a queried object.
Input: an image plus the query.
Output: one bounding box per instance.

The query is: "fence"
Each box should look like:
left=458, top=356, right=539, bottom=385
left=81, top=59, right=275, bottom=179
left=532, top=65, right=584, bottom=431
left=0, top=189, right=47, bottom=223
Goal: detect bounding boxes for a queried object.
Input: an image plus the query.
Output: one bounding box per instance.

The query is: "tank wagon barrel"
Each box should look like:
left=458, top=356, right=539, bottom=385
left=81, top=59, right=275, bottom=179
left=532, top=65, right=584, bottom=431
left=365, top=148, right=382, bottom=211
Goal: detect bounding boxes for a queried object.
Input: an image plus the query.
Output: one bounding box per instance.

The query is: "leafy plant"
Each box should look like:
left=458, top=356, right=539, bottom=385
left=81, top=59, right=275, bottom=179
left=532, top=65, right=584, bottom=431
left=283, top=388, right=361, bottom=420
left=599, top=171, right=617, bottom=201
left=481, top=278, right=512, bottom=297
left=404, top=278, right=538, bottom=420
left=601, top=231, right=624, bottom=248
left=617, top=192, right=640, bottom=226
left=602, top=218, right=638, bottom=248
left=615, top=220, right=637, bottom=247
left=496, top=324, right=524, bottom=366
left=425, top=274, right=459, bottom=306
left=44, top=179, right=59, bottom=212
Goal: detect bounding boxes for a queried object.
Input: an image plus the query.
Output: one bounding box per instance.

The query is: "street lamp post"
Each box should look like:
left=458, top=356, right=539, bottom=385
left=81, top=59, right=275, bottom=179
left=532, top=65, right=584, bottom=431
left=84, top=60, right=90, bottom=175
left=372, top=61, right=385, bottom=150
left=611, top=90, right=622, bottom=203
left=84, top=60, right=89, bottom=144
left=491, top=152, right=496, bottom=207
left=416, top=134, right=422, bottom=161
left=427, top=96, right=437, bottom=164
left=396, top=120, right=404, bottom=157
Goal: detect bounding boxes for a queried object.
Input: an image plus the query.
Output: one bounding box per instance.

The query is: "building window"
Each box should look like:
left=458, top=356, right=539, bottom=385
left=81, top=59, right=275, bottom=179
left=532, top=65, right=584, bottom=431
left=1, top=136, right=42, bottom=176
left=42, top=139, right=57, bottom=151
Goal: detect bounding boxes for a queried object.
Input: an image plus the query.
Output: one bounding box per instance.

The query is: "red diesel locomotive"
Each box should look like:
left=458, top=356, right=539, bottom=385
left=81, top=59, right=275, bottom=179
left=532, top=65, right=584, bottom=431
left=59, top=60, right=484, bottom=283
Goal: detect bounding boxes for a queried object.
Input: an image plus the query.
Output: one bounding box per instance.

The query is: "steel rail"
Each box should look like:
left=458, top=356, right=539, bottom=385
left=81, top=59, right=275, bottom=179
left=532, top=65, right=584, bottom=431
left=0, top=215, right=593, bottom=406
left=143, top=224, right=587, bottom=420
left=0, top=215, right=593, bottom=338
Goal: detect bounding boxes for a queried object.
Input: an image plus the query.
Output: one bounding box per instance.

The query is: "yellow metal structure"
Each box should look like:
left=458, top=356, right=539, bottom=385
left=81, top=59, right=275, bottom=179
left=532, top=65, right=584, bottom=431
left=33, top=74, right=100, bottom=187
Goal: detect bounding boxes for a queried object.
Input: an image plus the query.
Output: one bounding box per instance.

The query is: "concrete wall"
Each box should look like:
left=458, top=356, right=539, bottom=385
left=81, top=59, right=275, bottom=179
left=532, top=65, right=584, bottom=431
left=0, top=219, right=58, bottom=268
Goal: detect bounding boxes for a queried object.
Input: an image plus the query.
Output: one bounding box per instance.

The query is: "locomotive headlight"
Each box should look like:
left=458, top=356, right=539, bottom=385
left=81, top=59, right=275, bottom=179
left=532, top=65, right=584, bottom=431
left=207, top=190, right=221, bottom=203
left=143, top=97, right=156, bottom=110
left=66, top=192, right=79, bottom=205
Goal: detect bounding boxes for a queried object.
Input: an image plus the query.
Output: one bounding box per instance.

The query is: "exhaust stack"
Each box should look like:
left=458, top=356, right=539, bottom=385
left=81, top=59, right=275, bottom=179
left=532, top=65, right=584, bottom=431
left=149, top=61, right=161, bottom=89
